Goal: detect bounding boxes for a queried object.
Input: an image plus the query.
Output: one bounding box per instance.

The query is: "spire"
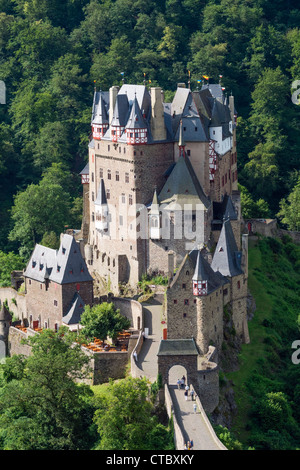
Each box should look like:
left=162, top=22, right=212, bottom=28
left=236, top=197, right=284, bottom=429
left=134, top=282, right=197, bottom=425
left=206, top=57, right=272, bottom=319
left=211, top=219, right=243, bottom=277
left=192, top=248, right=208, bottom=296
left=149, top=188, right=160, bottom=215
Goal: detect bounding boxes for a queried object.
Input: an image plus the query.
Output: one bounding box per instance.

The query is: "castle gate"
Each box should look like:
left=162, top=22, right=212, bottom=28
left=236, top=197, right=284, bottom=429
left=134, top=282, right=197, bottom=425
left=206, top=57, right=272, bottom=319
left=157, top=339, right=199, bottom=390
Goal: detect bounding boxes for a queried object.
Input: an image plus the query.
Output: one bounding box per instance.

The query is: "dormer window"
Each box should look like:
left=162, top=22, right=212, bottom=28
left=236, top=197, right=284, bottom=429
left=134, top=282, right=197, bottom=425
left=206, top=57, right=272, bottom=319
left=57, top=266, right=61, bottom=272
left=62, top=248, right=66, bottom=254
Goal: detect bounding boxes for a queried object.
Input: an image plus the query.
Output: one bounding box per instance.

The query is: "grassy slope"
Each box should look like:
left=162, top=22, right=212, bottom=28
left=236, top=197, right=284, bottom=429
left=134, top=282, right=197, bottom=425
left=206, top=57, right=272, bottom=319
left=226, top=236, right=300, bottom=446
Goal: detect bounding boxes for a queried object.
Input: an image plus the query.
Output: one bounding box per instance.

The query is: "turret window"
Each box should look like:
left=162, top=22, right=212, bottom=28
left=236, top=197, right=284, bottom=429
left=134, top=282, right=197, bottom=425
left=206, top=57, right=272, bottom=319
left=184, top=299, right=189, bottom=305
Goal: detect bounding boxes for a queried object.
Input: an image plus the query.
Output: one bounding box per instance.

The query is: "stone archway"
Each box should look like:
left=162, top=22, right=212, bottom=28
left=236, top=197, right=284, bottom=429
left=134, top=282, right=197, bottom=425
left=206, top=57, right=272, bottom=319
left=168, top=364, right=187, bottom=387
left=157, top=339, right=199, bottom=390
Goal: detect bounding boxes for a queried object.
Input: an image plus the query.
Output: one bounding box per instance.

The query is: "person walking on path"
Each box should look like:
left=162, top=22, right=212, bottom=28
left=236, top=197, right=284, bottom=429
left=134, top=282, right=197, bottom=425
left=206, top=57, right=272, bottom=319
left=184, top=389, right=188, bottom=401
left=177, top=379, right=181, bottom=389
left=190, top=389, right=194, bottom=401
left=193, top=403, right=197, bottom=413
left=185, top=384, right=189, bottom=396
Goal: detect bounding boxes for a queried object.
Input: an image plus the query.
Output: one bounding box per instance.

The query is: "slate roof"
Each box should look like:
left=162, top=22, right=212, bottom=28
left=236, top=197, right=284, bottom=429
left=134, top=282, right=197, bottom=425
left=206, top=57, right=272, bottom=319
left=158, top=154, right=211, bottom=210
left=111, top=93, right=129, bottom=127
left=211, top=219, right=243, bottom=277
left=157, top=338, right=199, bottom=356
left=91, top=91, right=109, bottom=125
left=125, top=96, right=147, bottom=130
left=62, top=292, right=85, bottom=326
left=79, top=162, right=89, bottom=176
left=189, top=249, right=228, bottom=293
left=169, top=248, right=228, bottom=294
left=92, top=93, right=109, bottom=125
left=24, top=234, right=93, bottom=285
left=213, top=195, right=238, bottom=222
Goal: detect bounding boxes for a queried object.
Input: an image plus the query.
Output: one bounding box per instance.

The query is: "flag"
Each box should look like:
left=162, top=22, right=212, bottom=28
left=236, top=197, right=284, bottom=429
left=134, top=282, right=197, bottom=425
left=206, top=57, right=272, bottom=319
left=203, top=75, right=209, bottom=80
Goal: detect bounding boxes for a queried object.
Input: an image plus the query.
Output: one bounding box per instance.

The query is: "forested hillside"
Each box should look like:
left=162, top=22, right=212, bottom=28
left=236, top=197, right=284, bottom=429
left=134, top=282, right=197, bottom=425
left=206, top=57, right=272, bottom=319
left=0, top=0, right=299, bottom=266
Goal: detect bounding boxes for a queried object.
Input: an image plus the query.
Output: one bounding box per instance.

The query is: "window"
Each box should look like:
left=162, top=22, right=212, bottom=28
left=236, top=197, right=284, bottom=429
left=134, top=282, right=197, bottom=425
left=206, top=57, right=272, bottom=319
left=40, top=284, right=43, bottom=289
left=174, top=300, right=177, bottom=304
left=29, top=279, right=31, bottom=285
left=237, top=280, right=241, bottom=289
left=183, top=313, right=187, bottom=318
left=121, top=193, right=125, bottom=204
left=92, top=192, right=94, bottom=201
left=100, top=168, right=103, bottom=178
left=116, top=171, right=119, bottom=181
left=184, top=299, right=189, bottom=305
left=125, top=173, right=129, bottom=183
left=107, top=170, right=111, bottom=180
left=92, top=212, right=95, bottom=222
left=187, top=149, right=191, bottom=156
left=108, top=145, right=110, bottom=151
left=119, top=215, right=123, bottom=226
left=107, top=189, right=110, bottom=200
left=129, top=194, right=133, bottom=205
left=54, top=300, right=58, bottom=306
left=92, top=172, right=94, bottom=182
left=182, top=283, right=186, bottom=289
left=195, top=127, right=198, bottom=131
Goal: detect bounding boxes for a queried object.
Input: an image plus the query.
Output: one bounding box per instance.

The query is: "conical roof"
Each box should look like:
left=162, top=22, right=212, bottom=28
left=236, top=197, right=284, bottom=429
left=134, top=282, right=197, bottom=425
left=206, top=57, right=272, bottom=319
left=125, top=96, right=146, bottom=130
left=158, top=154, right=211, bottom=210
left=149, top=189, right=160, bottom=215
left=92, top=93, right=109, bottom=125
left=211, top=219, right=243, bottom=277
left=192, top=249, right=208, bottom=282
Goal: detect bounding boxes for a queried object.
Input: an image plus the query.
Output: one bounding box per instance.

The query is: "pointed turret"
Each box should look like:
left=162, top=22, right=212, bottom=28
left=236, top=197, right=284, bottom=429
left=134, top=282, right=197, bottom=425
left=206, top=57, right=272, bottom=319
left=92, top=92, right=109, bottom=140
left=192, top=248, right=208, bottom=296
left=149, top=188, right=160, bottom=239
left=125, top=95, right=148, bottom=145
left=211, top=219, right=243, bottom=277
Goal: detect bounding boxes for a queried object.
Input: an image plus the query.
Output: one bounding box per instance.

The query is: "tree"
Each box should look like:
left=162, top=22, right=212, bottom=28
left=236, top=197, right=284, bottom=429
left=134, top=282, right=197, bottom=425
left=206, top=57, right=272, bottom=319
left=0, top=329, right=96, bottom=450
left=80, top=302, right=131, bottom=343
left=277, top=176, right=300, bottom=231
left=8, top=163, right=81, bottom=258
left=0, top=251, right=24, bottom=287
left=93, top=376, right=174, bottom=450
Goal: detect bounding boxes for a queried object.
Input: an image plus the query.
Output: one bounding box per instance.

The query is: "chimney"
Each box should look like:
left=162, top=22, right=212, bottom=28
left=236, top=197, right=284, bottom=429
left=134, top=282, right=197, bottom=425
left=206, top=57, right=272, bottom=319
left=150, top=87, right=167, bottom=142
left=229, top=94, right=235, bottom=123
left=109, top=86, right=119, bottom=125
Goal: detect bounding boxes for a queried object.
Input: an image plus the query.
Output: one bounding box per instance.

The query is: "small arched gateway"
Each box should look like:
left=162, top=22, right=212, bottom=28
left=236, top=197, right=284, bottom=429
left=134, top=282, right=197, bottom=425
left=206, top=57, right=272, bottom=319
left=157, top=339, right=200, bottom=390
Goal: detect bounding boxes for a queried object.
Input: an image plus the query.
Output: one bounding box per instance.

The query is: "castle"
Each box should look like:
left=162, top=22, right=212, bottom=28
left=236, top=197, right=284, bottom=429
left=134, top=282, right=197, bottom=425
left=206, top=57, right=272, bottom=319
left=0, top=81, right=250, bottom=414
left=80, top=81, right=249, bottom=343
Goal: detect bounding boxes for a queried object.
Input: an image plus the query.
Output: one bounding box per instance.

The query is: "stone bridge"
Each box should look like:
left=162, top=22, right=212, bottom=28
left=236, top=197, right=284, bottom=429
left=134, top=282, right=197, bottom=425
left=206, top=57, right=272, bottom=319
left=132, top=296, right=227, bottom=450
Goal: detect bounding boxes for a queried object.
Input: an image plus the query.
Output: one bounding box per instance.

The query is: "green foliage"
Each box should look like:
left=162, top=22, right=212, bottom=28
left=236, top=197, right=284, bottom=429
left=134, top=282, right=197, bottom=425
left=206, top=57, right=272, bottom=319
left=227, top=237, right=300, bottom=449
left=93, top=376, right=174, bottom=450
left=0, top=250, right=24, bottom=286
left=277, top=176, right=300, bottom=231
left=214, top=425, right=244, bottom=450
left=80, top=302, right=131, bottom=342
left=0, top=329, right=97, bottom=450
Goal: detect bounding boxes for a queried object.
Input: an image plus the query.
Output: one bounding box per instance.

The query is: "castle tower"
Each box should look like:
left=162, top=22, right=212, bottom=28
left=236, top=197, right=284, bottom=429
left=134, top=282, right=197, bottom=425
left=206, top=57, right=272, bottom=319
left=92, top=92, right=109, bottom=140
left=125, top=95, right=148, bottom=145
left=211, top=219, right=249, bottom=343
left=0, top=301, right=12, bottom=359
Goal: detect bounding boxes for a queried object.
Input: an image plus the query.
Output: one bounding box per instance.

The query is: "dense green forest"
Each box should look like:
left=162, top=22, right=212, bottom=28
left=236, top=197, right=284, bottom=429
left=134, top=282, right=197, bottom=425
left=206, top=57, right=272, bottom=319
left=217, top=235, right=300, bottom=450
left=0, top=0, right=299, bottom=266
